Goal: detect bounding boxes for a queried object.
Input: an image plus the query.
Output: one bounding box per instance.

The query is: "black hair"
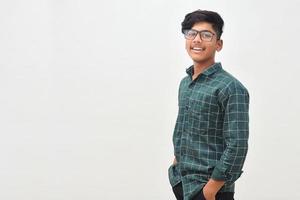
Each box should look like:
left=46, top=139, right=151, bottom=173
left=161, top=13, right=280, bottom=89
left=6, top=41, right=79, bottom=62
left=181, top=9, right=224, bottom=39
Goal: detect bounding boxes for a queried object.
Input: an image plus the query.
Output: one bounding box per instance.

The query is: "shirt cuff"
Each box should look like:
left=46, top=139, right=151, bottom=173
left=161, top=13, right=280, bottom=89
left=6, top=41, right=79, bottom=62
left=211, top=166, right=243, bottom=184
left=211, top=166, right=226, bottom=181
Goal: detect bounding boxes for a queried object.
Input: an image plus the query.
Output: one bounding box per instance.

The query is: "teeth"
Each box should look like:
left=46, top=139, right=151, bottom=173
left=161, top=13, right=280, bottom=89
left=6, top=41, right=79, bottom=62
left=193, top=47, right=203, bottom=51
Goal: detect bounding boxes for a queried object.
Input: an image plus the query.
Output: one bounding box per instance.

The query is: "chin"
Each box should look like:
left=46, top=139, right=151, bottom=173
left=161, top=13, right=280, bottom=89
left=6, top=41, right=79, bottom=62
left=192, top=57, right=213, bottom=65
left=192, top=57, right=207, bottom=63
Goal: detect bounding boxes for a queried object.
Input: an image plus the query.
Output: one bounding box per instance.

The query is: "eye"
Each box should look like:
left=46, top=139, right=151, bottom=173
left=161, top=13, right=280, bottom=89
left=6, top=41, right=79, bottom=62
left=201, top=31, right=213, bottom=39
left=184, top=30, right=197, bottom=39
left=185, top=30, right=197, bottom=38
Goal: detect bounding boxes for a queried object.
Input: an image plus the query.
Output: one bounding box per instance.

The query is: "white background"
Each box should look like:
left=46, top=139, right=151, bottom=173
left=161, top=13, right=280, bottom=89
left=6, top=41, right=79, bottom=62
left=0, top=0, right=300, bottom=199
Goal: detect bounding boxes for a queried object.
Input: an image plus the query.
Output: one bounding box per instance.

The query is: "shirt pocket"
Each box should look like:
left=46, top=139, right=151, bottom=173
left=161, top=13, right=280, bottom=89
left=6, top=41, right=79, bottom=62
left=189, top=93, right=213, bottom=115
left=188, top=93, right=219, bottom=135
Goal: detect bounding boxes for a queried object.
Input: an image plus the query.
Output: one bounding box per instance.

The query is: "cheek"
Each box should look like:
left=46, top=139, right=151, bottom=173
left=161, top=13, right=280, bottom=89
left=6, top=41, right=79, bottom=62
left=206, top=43, right=218, bottom=52
left=185, top=40, right=190, bottom=51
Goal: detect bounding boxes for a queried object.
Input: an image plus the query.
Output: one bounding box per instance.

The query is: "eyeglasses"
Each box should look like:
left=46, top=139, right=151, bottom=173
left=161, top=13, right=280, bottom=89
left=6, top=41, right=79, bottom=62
left=183, top=29, right=215, bottom=42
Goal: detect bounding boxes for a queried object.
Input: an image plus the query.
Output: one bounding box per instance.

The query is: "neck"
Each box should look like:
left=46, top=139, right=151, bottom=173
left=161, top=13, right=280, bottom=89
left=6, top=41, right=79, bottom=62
left=192, top=60, right=215, bottom=79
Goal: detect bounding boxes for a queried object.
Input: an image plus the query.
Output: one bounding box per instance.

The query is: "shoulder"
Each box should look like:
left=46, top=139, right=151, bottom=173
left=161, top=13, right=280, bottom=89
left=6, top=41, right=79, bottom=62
left=213, top=69, right=249, bottom=107
left=179, top=75, right=190, bottom=89
left=215, top=68, right=249, bottom=96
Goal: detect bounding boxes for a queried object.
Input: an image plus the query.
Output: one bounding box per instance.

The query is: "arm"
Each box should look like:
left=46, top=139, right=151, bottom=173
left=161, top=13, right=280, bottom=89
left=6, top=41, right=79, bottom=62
left=204, top=82, right=250, bottom=199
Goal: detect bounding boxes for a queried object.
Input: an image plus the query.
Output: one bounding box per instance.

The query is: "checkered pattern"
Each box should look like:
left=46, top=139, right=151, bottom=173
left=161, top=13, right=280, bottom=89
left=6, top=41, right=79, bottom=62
left=168, top=63, right=249, bottom=200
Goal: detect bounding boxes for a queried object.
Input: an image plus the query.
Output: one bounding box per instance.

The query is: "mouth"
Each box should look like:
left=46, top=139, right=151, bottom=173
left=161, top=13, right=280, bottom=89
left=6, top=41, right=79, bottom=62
left=191, top=47, right=205, bottom=53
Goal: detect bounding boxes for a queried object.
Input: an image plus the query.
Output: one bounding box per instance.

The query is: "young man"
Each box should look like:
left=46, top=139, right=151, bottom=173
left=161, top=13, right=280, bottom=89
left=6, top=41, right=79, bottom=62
left=168, top=10, right=249, bottom=200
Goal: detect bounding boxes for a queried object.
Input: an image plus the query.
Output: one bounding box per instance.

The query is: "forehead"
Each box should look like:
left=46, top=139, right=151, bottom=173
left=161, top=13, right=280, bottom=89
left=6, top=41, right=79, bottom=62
left=191, top=22, right=215, bottom=32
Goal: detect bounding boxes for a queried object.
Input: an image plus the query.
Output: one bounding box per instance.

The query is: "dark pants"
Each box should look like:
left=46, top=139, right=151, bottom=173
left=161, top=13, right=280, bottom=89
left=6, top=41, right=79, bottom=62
left=172, top=182, right=234, bottom=200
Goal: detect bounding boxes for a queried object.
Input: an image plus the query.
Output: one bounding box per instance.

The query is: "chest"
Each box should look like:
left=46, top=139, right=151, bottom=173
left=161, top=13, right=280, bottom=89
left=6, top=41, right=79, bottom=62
left=178, top=80, right=221, bottom=115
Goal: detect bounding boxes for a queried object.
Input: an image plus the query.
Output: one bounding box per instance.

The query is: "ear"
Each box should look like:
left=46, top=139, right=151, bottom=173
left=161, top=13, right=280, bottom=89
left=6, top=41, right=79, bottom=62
left=216, top=39, right=223, bottom=52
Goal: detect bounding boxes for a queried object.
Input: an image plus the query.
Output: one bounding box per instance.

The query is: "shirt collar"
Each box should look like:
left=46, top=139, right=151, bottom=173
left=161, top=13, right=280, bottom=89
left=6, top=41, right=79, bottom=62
left=186, top=62, right=222, bottom=77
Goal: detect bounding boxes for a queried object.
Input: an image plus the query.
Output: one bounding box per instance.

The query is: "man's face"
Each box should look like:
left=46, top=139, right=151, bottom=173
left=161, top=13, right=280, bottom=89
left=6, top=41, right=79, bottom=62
left=185, top=22, right=223, bottom=66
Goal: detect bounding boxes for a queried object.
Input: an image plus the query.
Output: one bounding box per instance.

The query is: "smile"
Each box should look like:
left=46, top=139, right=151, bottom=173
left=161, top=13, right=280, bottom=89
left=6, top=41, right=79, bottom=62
left=191, top=47, right=205, bottom=52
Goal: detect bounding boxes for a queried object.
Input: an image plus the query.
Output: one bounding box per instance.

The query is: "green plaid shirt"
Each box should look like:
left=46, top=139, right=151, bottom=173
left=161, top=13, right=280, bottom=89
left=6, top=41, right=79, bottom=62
left=168, top=63, right=249, bottom=200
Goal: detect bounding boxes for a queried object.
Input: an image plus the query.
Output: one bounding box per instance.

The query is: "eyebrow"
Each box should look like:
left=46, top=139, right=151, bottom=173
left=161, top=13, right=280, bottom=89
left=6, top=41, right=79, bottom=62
left=191, top=29, right=214, bottom=33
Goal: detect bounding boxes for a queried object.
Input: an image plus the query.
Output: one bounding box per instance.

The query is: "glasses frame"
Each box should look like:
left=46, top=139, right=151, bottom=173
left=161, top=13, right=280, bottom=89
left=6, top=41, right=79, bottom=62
left=183, top=29, right=216, bottom=42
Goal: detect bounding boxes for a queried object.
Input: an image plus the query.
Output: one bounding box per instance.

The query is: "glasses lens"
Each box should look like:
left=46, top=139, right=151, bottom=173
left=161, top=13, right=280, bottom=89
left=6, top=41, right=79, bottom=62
left=184, top=30, right=197, bottom=39
left=200, top=31, right=213, bottom=41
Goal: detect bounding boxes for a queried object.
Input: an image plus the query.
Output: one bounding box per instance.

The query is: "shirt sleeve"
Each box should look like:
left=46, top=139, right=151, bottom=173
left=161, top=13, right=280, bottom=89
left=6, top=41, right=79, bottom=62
left=211, top=81, right=250, bottom=184
left=173, top=78, right=185, bottom=158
